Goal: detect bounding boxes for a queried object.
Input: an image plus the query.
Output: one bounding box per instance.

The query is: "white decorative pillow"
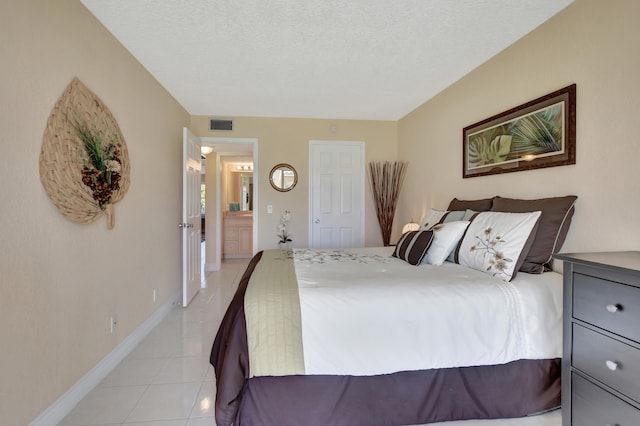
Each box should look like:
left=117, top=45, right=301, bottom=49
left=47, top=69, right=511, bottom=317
left=419, top=209, right=447, bottom=230
left=445, top=209, right=478, bottom=263
left=423, top=221, right=470, bottom=266
left=457, top=211, right=541, bottom=282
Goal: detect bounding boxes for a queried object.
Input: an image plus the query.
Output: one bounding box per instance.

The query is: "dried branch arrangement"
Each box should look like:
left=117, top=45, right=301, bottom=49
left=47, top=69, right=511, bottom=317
left=368, top=161, right=408, bottom=246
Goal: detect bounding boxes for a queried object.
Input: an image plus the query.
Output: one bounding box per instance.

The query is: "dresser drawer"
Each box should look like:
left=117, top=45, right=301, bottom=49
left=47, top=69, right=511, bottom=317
left=573, top=324, right=640, bottom=403
left=573, top=272, right=640, bottom=343
left=572, top=372, right=640, bottom=426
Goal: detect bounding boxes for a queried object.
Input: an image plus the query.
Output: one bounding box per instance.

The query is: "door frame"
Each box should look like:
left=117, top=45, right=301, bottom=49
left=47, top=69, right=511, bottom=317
left=308, top=140, right=365, bottom=248
left=201, top=137, right=258, bottom=271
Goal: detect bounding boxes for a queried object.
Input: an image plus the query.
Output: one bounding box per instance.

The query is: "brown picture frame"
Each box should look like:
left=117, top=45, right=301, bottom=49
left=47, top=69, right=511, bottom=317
left=463, top=84, right=576, bottom=178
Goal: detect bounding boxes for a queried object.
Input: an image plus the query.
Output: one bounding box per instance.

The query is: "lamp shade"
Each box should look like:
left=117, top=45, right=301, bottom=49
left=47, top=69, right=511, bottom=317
left=402, top=222, right=420, bottom=233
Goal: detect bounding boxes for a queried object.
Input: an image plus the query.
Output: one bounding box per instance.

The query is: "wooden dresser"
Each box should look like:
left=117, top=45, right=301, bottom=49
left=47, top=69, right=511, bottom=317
left=554, top=251, right=640, bottom=426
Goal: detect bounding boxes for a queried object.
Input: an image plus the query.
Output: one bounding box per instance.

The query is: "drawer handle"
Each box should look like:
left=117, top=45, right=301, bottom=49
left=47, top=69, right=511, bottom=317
left=605, top=360, right=620, bottom=371
left=606, top=303, right=622, bottom=313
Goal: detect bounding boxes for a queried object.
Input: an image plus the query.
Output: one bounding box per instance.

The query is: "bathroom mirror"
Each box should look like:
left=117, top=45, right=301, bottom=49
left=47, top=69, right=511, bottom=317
left=228, top=171, right=253, bottom=212
left=269, top=163, right=297, bottom=192
left=241, top=174, right=253, bottom=211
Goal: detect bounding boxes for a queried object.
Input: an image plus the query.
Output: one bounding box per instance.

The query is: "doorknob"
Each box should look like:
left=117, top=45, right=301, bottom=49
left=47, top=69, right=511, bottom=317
left=178, top=222, right=192, bottom=228
left=315, top=219, right=320, bottom=224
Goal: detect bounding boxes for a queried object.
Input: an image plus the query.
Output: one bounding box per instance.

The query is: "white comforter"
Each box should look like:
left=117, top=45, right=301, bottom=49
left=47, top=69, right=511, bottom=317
left=293, top=247, right=563, bottom=376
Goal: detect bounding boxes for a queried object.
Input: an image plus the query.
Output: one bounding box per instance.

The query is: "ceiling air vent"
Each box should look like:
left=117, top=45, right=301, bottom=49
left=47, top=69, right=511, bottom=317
left=209, top=118, right=233, bottom=131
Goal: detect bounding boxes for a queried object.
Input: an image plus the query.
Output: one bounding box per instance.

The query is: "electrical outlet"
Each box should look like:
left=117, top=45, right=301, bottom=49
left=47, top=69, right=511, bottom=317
left=267, top=205, right=273, bottom=214
left=110, top=315, right=118, bottom=333
left=153, top=289, right=157, bottom=303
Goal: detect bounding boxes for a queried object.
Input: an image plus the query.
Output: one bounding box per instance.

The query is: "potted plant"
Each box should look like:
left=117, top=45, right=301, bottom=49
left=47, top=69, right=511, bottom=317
left=278, top=210, right=292, bottom=249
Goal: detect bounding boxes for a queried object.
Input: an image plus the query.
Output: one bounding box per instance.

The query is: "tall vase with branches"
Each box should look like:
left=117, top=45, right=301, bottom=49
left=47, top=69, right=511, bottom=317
left=368, top=161, right=408, bottom=246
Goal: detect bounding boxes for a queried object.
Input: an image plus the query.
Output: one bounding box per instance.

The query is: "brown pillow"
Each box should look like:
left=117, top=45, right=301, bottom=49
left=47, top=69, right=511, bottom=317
left=447, top=197, right=493, bottom=212
left=490, top=195, right=578, bottom=273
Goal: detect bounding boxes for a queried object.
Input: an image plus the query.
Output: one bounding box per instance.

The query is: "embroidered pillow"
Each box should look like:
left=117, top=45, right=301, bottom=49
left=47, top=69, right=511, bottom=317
left=457, top=211, right=541, bottom=281
left=423, top=221, right=470, bottom=266
left=490, top=195, right=578, bottom=273
left=419, top=209, right=447, bottom=230
left=393, top=230, right=434, bottom=265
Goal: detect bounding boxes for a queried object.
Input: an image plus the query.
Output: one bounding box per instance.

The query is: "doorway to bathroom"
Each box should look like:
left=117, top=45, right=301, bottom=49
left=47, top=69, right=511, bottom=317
left=200, top=137, right=258, bottom=273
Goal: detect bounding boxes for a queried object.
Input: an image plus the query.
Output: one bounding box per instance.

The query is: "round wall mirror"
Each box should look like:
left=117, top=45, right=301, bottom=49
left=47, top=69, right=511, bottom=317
left=269, top=163, right=298, bottom=192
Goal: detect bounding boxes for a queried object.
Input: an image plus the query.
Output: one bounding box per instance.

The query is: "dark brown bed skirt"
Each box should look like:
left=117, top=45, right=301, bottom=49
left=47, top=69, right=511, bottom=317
left=211, top=252, right=561, bottom=426
left=236, top=359, right=560, bottom=426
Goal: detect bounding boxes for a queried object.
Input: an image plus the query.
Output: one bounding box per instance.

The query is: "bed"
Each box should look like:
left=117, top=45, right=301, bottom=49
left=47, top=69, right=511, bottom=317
left=210, top=195, right=577, bottom=426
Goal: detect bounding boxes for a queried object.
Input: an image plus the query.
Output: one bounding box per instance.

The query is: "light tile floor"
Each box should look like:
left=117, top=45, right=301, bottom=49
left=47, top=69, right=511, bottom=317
left=60, top=255, right=249, bottom=426
left=60, top=250, right=561, bottom=426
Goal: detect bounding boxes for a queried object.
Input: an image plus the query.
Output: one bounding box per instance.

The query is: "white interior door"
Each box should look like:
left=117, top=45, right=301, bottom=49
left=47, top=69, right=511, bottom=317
left=182, top=128, right=202, bottom=307
left=309, top=140, right=365, bottom=248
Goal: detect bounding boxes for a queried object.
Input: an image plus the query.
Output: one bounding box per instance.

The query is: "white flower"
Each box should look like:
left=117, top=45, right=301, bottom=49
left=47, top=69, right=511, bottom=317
left=105, top=160, right=121, bottom=173
left=280, top=210, right=291, bottom=224
left=277, top=210, right=292, bottom=243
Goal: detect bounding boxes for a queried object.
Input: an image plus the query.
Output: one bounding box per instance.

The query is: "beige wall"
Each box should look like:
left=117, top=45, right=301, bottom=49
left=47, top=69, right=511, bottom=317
left=204, top=154, right=220, bottom=268
left=0, top=2, right=190, bottom=424
left=190, top=116, right=398, bottom=249
left=397, top=0, right=640, bottom=255
left=6, top=0, right=637, bottom=424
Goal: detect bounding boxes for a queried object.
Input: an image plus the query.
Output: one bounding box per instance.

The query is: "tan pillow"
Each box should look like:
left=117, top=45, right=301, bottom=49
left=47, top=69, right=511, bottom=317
left=491, top=195, right=577, bottom=273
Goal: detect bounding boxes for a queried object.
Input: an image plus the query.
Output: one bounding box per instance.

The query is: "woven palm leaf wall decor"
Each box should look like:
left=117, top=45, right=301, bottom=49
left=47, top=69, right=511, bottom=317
left=40, top=77, right=130, bottom=229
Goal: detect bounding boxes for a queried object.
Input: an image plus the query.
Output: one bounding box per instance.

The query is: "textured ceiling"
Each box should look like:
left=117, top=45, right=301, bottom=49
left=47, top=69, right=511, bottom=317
left=81, top=0, right=573, bottom=120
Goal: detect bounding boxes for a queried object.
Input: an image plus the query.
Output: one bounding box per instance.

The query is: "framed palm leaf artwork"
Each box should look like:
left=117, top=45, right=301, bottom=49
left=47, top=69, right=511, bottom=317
left=463, top=84, right=576, bottom=178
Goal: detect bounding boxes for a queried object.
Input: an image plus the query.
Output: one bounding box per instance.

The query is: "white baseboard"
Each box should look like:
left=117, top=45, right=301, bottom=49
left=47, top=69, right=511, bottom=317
left=29, top=290, right=182, bottom=426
